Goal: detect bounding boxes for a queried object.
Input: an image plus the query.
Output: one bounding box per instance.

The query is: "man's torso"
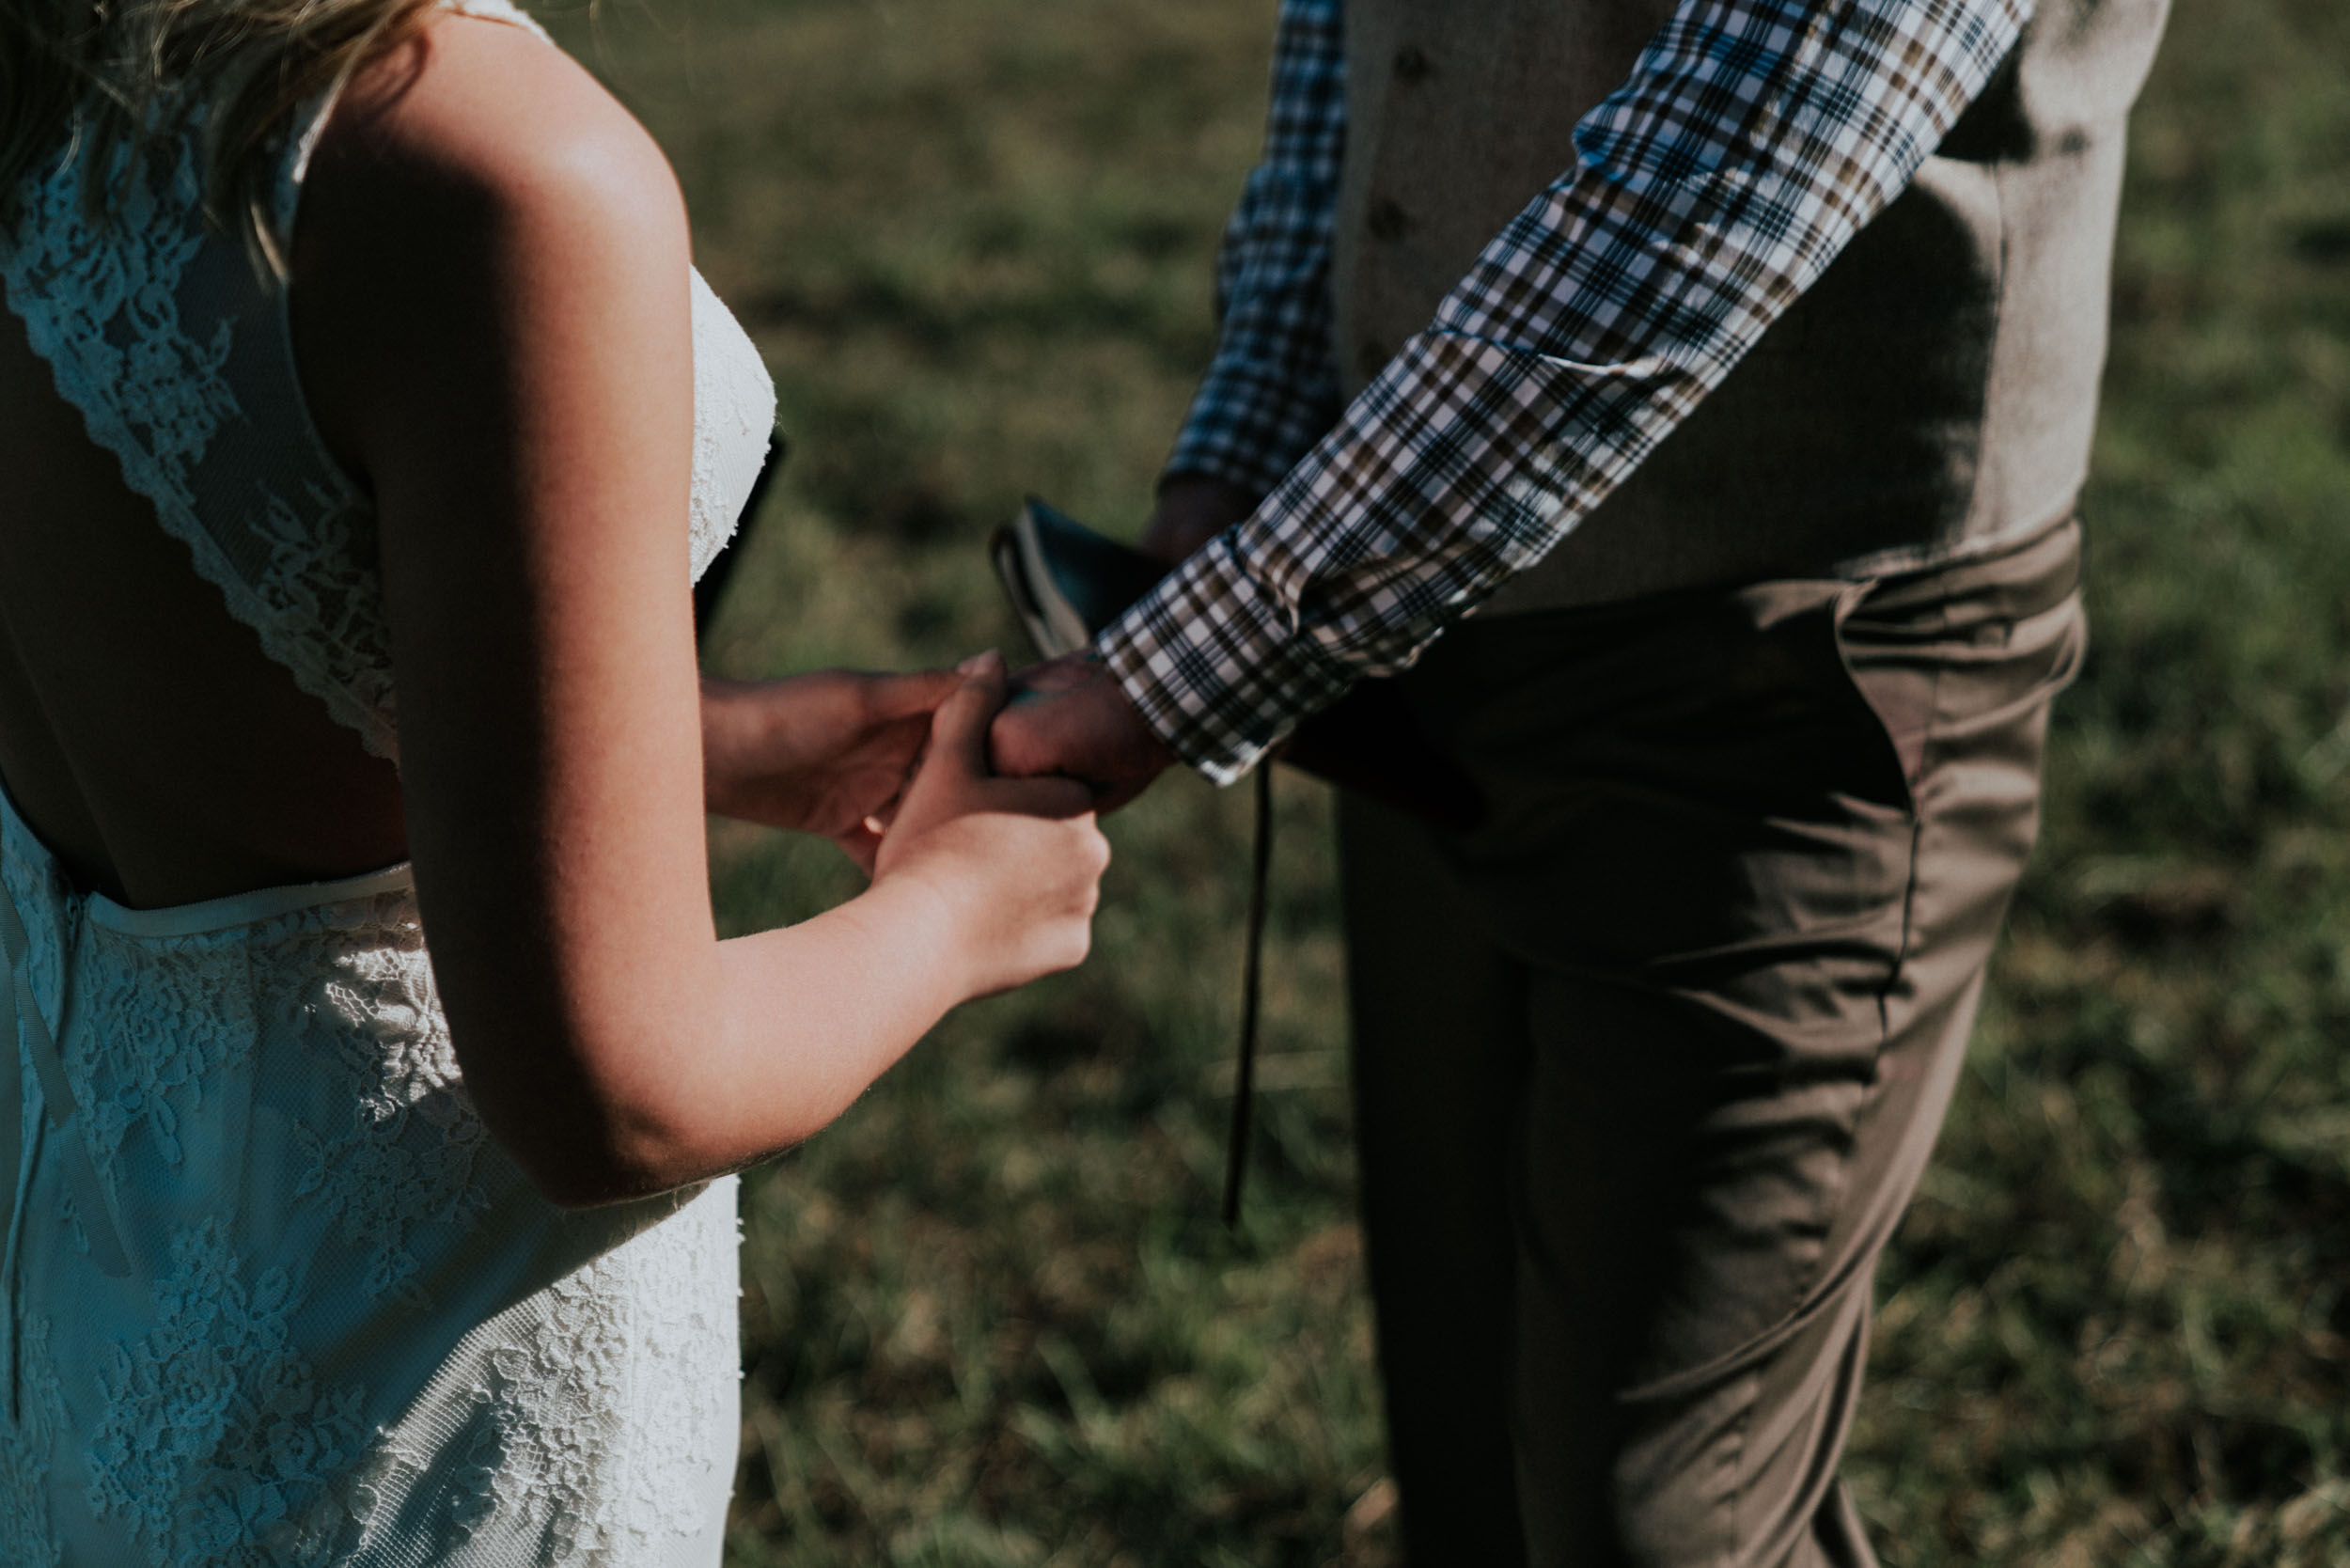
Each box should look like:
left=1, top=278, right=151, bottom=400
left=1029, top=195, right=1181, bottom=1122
left=1332, top=0, right=2170, bottom=610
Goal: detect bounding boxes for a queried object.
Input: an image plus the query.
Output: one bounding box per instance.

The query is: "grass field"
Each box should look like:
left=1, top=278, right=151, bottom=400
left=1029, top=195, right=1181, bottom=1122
left=542, top=0, right=2350, bottom=1559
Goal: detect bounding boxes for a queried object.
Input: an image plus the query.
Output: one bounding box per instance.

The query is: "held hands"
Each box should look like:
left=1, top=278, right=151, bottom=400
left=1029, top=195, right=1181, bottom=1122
left=989, top=654, right=1178, bottom=812
left=702, top=474, right=1238, bottom=868
left=874, top=651, right=1110, bottom=996
left=979, top=472, right=1247, bottom=811
left=701, top=668, right=962, bottom=870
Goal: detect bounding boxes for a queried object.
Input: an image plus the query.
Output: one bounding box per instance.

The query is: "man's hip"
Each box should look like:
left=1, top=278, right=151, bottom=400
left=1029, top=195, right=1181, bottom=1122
left=1338, top=513, right=2083, bottom=1565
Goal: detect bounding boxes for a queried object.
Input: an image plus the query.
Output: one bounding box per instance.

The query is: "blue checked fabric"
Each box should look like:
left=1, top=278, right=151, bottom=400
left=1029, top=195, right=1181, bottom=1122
left=1104, top=0, right=2033, bottom=784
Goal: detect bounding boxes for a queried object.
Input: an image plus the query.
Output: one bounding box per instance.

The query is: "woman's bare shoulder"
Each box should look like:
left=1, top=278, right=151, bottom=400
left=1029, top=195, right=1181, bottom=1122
left=290, top=6, right=692, bottom=479
left=312, top=9, right=682, bottom=237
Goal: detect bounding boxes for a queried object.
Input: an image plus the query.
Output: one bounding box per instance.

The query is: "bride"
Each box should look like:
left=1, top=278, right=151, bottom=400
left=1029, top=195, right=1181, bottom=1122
left=0, top=0, right=1108, bottom=1559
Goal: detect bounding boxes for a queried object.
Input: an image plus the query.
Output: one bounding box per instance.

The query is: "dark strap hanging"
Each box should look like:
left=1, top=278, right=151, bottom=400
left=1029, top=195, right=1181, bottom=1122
left=1220, top=764, right=1275, bottom=1228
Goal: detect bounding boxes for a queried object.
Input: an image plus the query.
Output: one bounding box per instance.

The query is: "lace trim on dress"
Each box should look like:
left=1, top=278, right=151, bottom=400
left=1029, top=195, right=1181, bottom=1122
left=685, top=269, right=775, bottom=580
left=0, top=116, right=401, bottom=760
left=300, top=0, right=776, bottom=582
left=0, top=0, right=776, bottom=769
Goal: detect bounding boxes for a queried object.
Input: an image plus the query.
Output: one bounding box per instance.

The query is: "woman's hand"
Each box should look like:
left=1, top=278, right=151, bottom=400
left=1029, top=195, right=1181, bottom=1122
left=874, top=651, right=1110, bottom=997
left=701, top=668, right=961, bottom=868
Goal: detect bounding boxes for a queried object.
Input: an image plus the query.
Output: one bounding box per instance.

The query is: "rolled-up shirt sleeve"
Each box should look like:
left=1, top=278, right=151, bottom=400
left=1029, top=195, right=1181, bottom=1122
left=1104, top=0, right=2033, bottom=784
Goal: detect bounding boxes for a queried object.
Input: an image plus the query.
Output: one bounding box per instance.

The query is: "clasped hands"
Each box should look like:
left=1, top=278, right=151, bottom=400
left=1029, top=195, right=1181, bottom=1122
left=703, top=476, right=1253, bottom=862
left=700, top=653, right=1169, bottom=869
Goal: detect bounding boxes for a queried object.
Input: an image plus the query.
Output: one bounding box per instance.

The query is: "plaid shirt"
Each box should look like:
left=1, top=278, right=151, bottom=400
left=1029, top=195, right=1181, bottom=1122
left=1099, top=0, right=2032, bottom=784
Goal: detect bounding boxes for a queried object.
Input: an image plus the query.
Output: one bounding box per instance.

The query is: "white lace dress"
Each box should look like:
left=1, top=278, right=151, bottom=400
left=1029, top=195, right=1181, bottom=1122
left=0, top=3, right=777, bottom=1561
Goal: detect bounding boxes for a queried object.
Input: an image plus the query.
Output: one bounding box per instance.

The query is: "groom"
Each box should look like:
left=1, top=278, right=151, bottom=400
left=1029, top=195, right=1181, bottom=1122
left=994, top=0, right=2169, bottom=1560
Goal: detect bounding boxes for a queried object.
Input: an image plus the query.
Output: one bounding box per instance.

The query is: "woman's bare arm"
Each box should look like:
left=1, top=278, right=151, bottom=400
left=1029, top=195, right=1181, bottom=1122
left=292, top=13, right=1104, bottom=1207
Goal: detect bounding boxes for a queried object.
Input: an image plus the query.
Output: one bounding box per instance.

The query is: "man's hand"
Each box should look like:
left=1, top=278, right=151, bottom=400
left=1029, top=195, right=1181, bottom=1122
left=701, top=668, right=961, bottom=869
left=988, top=476, right=1248, bottom=808
left=873, top=651, right=1108, bottom=997
left=1137, top=475, right=1256, bottom=565
left=990, top=653, right=1179, bottom=812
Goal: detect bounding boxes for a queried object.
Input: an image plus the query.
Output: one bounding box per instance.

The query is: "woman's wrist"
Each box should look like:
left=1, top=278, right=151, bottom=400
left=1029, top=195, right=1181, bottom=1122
left=852, top=854, right=993, bottom=1006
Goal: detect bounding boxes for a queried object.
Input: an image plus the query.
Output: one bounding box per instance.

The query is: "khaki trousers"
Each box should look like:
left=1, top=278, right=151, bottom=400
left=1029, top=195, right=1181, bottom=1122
left=1339, top=518, right=2085, bottom=1567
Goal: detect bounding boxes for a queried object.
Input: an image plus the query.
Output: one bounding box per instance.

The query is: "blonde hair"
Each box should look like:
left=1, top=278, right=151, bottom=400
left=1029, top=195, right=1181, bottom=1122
left=0, top=0, right=437, bottom=248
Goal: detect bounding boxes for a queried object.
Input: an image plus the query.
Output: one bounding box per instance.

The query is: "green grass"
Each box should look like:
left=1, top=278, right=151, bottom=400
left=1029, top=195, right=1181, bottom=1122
left=545, top=0, right=2350, bottom=1559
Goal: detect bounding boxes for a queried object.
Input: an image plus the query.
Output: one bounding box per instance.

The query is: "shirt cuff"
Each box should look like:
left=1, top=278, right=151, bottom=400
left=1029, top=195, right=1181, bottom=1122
left=1093, top=534, right=1356, bottom=785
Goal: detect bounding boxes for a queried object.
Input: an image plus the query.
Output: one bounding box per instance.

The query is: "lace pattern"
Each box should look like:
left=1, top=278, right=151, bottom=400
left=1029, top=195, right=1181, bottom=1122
left=445, top=1184, right=740, bottom=1562
left=686, top=268, right=775, bottom=580
left=0, top=1313, right=66, bottom=1568
left=87, top=1219, right=370, bottom=1568
left=0, top=776, right=743, bottom=1563
left=0, top=21, right=773, bottom=768
left=69, top=925, right=258, bottom=1186
left=2, top=3, right=762, bottom=1559
left=0, top=111, right=401, bottom=760
left=285, top=900, right=491, bottom=1309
